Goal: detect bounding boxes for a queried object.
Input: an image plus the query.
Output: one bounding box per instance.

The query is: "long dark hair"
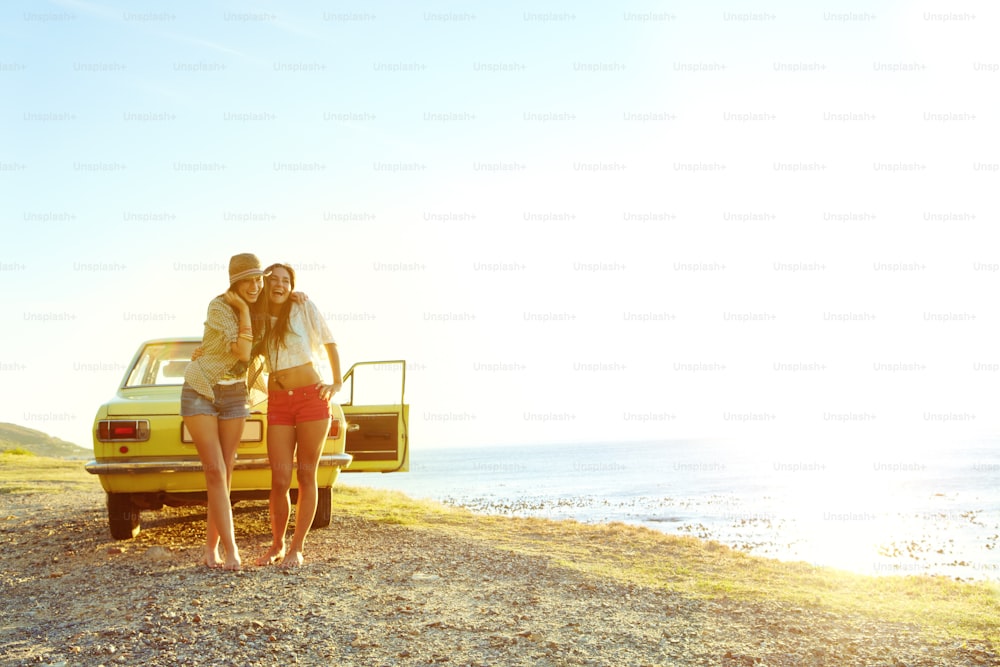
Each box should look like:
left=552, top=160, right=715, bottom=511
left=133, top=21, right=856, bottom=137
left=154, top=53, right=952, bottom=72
left=261, top=263, right=298, bottom=356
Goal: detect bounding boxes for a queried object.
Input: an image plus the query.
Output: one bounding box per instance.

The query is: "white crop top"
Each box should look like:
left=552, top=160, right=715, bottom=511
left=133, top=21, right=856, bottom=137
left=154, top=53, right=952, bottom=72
left=265, top=300, right=336, bottom=374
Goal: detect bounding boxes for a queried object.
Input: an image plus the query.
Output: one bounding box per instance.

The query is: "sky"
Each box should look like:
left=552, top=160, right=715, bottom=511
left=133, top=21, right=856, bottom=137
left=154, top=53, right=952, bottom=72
left=1, top=0, right=998, bottom=451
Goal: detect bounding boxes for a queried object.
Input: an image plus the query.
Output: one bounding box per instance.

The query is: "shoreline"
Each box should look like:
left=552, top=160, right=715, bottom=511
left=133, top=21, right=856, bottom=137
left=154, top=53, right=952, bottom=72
left=422, top=491, right=1000, bottom=584
left=339, top=438, right=1000, bottom=583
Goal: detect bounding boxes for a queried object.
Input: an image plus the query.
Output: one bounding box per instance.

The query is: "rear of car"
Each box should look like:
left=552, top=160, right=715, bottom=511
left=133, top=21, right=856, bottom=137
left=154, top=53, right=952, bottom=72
left=87, top=338, right=398, bottom=539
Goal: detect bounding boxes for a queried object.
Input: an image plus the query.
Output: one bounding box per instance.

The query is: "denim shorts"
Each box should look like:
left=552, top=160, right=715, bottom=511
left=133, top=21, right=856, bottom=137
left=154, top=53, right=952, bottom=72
left=180, top=382, right=249, bottom=420
left=267, top=383, right=332, bottom=426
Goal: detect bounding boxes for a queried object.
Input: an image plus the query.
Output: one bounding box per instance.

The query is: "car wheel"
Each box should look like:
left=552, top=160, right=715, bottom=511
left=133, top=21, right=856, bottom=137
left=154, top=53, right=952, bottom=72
left=312, top=487, right=332, bottom=529
left=107, top=493, right=140, bottom=540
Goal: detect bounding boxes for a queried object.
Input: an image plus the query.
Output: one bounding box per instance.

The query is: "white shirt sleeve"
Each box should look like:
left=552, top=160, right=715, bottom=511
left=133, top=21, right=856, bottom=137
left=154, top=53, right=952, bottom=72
left=304, top=300, right=336, bottom=346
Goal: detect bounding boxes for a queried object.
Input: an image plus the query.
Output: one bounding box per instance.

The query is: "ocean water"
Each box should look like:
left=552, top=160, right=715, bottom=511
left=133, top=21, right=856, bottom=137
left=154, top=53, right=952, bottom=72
left=340, top=439, right=1000, bottom=581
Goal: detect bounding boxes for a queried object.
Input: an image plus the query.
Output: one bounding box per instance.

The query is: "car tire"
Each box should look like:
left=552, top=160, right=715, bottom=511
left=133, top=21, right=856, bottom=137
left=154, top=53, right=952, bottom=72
left=107, top=493, right=140, bottom=540
left=312, top=487, right=332, bottom=529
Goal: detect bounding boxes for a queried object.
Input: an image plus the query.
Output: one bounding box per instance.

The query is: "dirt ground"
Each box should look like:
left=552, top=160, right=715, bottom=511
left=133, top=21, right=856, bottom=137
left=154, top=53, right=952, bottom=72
left=2, top=488, right=999, bottom=667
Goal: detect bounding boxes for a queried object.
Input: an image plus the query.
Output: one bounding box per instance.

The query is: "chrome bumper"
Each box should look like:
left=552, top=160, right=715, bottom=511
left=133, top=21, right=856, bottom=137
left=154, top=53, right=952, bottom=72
left=84, top=453, right=353, bottom=475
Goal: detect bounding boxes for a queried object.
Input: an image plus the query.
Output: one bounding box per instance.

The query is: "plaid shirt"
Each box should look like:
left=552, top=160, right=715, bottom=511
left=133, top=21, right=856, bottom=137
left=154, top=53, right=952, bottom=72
left=184, top=295, right=257, bottom=401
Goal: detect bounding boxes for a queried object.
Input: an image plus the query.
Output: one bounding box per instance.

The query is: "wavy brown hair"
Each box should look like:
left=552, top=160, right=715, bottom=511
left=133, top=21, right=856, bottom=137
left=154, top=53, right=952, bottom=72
left=261, top=263, right=298, bottom=356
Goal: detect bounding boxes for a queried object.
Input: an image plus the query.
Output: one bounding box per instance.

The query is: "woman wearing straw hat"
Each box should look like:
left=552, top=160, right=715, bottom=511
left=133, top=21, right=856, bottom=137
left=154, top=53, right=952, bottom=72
left=181, top=253, right=266, bottom=571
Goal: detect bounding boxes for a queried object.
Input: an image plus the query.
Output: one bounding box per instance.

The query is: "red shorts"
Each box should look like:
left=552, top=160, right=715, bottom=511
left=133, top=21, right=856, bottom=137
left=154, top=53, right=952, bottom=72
left=267, top=384, right=331, bottom=426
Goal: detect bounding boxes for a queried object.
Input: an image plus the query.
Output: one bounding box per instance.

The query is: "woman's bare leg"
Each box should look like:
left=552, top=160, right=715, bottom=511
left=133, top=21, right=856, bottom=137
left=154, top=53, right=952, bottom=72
left=185, top=414, right=242, bottom=571
left=256, top=424, right=295, bottom=565
left=281, top=418, right=329, bottom=568
left=217, top=416, right=244, bottom=570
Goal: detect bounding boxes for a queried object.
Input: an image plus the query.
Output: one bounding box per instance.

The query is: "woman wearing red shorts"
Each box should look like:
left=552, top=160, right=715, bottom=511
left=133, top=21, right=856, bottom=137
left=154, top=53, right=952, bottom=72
left=255, top=263, right=341, bottom=567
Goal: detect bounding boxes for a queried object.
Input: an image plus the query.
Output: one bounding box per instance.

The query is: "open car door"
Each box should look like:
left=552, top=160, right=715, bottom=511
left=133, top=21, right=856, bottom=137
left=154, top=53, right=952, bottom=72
left=340, top=360, right=409, bottom=473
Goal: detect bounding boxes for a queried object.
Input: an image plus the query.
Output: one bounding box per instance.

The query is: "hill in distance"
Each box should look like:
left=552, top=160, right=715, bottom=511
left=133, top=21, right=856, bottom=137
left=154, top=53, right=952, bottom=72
left=0, top=422, right=91, bottom=459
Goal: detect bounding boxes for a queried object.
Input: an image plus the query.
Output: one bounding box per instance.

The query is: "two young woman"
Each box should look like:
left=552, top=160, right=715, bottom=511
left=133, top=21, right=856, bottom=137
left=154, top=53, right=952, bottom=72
left=181, top=254, right=340, bottom=570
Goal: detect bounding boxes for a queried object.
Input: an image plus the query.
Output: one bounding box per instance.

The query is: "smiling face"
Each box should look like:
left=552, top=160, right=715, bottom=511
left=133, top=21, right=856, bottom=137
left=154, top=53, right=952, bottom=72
left=267, top=266, right=293, bottom=306
left=234, top=275, right=263, bottom=303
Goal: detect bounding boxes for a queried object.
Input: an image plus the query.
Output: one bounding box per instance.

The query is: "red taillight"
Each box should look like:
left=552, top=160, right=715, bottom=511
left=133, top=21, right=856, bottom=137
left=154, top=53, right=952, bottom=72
left=328, top=419, right=340, bottom=438
left=96, top=420, right=150, bottom=443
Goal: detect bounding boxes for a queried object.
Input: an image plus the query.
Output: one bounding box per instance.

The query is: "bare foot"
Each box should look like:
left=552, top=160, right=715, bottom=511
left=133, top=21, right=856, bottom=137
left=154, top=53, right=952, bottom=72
left=254, top=544, right=285, bottom=567
left=223, top=551, right=242, bottom=571
left=203, top=545, right=223, bottom=568
left=279, top=551, right=304, bottom=568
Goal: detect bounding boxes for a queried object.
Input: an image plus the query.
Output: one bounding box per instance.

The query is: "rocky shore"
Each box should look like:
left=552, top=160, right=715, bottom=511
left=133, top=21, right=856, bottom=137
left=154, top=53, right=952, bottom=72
left=2, top=488, right=999, bottom=666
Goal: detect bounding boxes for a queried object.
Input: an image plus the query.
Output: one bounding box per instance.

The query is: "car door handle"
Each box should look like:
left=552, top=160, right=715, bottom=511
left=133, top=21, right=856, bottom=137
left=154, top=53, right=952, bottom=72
left=347, top=423, right=360, bottom=432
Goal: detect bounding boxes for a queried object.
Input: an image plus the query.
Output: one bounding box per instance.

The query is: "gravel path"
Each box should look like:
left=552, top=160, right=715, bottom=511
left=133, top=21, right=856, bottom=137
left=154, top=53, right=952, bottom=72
left=2, top=489, right=998, bottom=666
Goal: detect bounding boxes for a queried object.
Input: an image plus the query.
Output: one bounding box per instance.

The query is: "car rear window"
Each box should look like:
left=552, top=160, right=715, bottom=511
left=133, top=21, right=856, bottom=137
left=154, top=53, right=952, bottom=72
left=125, top=341, right=200, bottom=387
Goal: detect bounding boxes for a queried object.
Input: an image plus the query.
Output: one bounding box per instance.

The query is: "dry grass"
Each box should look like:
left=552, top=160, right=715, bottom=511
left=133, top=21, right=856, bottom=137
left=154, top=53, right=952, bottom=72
left=0, top=450, right=101, bottom=494
left=332, top=484, right=1000, bottom=644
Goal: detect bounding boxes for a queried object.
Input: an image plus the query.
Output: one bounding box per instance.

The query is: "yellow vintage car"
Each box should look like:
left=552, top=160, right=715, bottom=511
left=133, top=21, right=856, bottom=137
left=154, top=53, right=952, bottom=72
left=85, top=338, right=409, bottom=539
